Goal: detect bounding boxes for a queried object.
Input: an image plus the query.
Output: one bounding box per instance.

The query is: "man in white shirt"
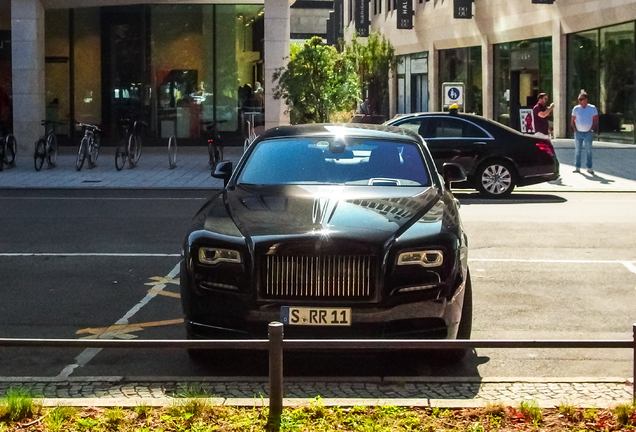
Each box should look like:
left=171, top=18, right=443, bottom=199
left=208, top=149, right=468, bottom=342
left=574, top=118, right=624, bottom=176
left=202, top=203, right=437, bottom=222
left=570, top=92, right=598, bottom=175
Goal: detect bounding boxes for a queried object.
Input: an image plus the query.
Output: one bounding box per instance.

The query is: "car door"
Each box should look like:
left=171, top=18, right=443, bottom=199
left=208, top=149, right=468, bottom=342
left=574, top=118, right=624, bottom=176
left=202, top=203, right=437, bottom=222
left=422, top=116, right=493, bottom=175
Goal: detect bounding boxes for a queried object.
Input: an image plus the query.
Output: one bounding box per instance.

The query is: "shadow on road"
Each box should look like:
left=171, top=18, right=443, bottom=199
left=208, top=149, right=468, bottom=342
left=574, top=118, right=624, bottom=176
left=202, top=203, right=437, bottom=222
left=454, top=192, right=567, bottom=205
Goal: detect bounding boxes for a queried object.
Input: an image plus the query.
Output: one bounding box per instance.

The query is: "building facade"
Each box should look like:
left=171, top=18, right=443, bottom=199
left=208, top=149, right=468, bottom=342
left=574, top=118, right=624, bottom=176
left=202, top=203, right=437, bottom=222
left=361, top=0, right=636, bottom=143
left=1, top=0, right=635, bottom=150
left=0, top=0, right=296, bottom=152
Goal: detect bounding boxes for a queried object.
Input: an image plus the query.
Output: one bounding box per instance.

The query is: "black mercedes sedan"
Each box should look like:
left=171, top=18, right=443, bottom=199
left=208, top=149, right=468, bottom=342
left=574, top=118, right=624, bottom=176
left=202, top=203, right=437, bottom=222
left=180, top=124, right=471, bottom=359
left=384, top=112, right=560, bottom=198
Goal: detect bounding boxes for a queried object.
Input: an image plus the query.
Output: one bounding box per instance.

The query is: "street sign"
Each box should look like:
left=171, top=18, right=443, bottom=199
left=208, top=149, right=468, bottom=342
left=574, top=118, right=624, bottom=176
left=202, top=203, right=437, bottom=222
left=397, top=0, right=413, bottom=29
left=355, top=0, right=369, bottom=37
left=453, top=0, right=472, bottom=19
left=442, top=82, right=464, bottom=108
left=532, top=0, right=554, bottom=3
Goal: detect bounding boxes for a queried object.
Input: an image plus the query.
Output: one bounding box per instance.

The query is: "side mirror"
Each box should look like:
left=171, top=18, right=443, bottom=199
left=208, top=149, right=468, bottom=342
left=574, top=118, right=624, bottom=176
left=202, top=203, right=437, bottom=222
left=442, top=163, right=467, bottom=190
left=212, top=161, right=233, bottom=187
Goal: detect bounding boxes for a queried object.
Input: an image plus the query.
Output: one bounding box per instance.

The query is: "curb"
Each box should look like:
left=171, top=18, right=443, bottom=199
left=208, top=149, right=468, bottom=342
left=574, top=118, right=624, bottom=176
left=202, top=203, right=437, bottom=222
left=0, top=376, right=630, bottom=384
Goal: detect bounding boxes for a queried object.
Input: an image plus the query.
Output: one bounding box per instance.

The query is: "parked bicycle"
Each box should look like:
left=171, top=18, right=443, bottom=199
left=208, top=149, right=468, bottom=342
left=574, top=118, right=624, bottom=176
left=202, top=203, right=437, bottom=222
left=202, top=120, right=225, bottom=167
left=34, top=120, right=62, bottom=171
left=243, top=118, right=258, bottom=153
left=168, top=135, right=177, bottom=169
left=115, top=119, right=145, bottom=171
left=76, top=122, right=101, bottom=171
left=0, top=127, right=17, bottom=172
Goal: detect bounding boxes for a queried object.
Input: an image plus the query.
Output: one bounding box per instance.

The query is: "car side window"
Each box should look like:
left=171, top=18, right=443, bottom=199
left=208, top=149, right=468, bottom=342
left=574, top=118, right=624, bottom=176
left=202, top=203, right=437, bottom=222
left=431, top=118, right=489, bottom=139
left=395, top=118, right=432, bottom=138
left=394, top=118, right=421, bottom=135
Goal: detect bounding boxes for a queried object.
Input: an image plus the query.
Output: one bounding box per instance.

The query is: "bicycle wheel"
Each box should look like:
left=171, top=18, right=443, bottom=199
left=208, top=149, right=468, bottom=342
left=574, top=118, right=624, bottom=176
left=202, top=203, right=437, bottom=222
left=168, top=135, right=177, bottom=169
left=88, top=134, right=99, bottom=167
left=127, top=134, right=137, bottom=168
left=129, top=134, right=142, bottom=167
left=34, top=139, right=46, bottom=171
left=5, top=134, right=17, bottom=166
left=76, top=137, right=88, bottom=171
left=115, top=136, right=128, bottom=171
left=46, top=133, right=58, bottom=167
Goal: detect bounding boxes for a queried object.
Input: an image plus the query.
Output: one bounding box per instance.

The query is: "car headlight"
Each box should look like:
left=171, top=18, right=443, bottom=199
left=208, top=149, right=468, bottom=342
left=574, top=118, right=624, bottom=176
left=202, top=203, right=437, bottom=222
left=198, top=247, right=242, bottom=265
left=397, top=250, right=443, bottom=267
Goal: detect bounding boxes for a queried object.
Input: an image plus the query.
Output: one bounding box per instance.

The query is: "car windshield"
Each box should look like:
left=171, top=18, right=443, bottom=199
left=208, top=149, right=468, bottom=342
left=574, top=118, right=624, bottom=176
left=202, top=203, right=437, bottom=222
left=238, top=137, right=431, bottom=186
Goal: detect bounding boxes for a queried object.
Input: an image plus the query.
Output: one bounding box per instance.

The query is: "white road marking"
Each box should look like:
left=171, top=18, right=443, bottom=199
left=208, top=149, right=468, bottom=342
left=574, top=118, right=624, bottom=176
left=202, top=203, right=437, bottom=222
left=621, top=261, right=636, bottom=276
left=470, top=258, right=636, bottom=264
left=0, top=253, right=179, bottom=257
left=56, top=262, right=181, bottom=379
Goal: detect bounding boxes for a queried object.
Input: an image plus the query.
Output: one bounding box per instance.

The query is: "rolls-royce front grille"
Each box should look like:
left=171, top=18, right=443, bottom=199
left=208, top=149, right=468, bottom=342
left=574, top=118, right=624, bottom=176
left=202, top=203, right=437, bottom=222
left=261, top=255, right=375, bottom=299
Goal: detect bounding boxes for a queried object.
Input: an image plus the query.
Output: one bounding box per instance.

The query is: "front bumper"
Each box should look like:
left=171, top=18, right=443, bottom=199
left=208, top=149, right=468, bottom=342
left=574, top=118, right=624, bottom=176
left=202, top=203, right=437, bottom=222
left=184, top=288, right=464, bottom=340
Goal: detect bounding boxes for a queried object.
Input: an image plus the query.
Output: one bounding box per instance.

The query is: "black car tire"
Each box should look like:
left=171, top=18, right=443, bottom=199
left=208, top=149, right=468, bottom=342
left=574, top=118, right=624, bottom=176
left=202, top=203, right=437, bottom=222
left=475, top=160, right=516, bottom=198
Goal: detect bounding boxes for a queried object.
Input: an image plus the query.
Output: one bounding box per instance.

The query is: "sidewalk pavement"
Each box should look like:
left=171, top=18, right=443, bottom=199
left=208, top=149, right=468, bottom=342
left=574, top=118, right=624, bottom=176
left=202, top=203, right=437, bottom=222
left=1, top=139, right=634, bottom=409
left=0, top=139, right=635, bottom=192
left=0, top=376, right=632, bottom=408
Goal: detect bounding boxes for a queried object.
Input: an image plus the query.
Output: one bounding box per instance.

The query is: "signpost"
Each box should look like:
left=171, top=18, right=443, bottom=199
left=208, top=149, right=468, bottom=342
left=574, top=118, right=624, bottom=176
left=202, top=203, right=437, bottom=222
left=442, top=82, right=465, bottom=111
left=397, top=0, right=413, bottom=29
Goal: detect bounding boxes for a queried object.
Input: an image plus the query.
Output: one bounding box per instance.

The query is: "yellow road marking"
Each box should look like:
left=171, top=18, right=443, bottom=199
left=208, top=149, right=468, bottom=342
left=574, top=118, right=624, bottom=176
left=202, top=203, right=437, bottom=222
left=145, top=276, right=179, bottom=287
left=148, top=288, right=181, bottom=298
left=76, top=318, right=184, bottom=339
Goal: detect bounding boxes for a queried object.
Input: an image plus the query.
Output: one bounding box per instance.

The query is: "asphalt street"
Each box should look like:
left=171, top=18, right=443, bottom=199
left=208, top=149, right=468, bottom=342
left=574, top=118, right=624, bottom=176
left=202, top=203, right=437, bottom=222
left=0, top=188, right=634, bottom=380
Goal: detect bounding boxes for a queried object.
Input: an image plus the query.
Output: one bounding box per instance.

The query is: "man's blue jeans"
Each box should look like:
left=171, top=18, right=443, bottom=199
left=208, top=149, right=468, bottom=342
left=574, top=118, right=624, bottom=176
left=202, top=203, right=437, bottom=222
left=574, top=131, right=594, bottom=169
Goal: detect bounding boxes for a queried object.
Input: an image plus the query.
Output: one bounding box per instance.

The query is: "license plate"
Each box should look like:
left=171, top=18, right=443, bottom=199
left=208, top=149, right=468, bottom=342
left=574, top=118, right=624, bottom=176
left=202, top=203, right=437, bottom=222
left=280, top=307, right=351, bottom=326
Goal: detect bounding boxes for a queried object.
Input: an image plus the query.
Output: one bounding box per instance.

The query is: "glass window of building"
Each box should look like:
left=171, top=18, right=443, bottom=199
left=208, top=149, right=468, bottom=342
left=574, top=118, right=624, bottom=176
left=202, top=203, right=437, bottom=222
left=493, top=38, right=552, bottom=131
left=0, top=7, right=12, bottom=134
left=397, top=52, right=428, bottom=114
left=438, top=46, right=482, bottom=115
left=568, top=22, right=635, bottom=143
left=44, top=4, right=264, bottom=145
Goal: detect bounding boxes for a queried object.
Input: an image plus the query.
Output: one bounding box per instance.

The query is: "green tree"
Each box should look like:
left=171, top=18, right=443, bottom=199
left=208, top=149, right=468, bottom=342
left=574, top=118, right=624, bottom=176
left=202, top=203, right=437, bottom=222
left=272, top=36, right=359, bottom=124
left=343, top=31, right=397, bottom=119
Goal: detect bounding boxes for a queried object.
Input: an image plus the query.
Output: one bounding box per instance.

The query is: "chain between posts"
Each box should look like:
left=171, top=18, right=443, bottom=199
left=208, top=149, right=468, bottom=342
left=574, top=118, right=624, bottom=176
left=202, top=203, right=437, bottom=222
left=0, top=324, right=634, bottom=406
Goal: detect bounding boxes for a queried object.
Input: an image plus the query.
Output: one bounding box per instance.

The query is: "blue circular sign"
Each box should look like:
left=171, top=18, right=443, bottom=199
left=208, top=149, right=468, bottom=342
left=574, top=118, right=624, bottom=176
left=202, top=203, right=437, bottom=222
left=447, top=87, right=460, bottom=101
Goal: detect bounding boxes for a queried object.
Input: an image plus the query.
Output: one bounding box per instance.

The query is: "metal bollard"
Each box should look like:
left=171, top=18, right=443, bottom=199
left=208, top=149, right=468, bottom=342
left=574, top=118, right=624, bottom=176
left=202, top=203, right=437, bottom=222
left=269, top=322, right=284, bottom=417
left=633, top=323, right=636, bottom=401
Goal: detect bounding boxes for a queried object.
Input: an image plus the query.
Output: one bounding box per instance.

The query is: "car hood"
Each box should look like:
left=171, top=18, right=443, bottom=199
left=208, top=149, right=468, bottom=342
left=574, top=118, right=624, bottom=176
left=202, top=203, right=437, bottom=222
left=202, top=184, right=443, bottom=244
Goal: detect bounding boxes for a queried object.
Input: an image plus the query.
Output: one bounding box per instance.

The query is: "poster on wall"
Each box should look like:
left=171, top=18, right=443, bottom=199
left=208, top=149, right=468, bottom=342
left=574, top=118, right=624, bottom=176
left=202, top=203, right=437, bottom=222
left=519, top=108, right=535, bottom=134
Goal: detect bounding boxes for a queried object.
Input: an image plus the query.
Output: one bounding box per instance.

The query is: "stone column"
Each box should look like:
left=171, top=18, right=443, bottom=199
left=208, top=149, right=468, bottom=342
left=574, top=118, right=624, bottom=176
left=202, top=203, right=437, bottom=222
left=11, top=0, right=45, bottom=155
left=264, top=0, right=291, bottom=129
left=552, top=18, right=567, bottom=138
left=481, top=36, right=493, bottom=120
left=428, top=43, right=439, bottom=112
left=388, top=68, right=397, bottom=119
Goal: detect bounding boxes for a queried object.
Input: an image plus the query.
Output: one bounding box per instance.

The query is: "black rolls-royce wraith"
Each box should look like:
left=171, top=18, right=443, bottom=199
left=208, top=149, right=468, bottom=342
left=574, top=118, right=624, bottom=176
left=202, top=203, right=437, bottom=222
left=180, top=124, right=472, bottom=358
